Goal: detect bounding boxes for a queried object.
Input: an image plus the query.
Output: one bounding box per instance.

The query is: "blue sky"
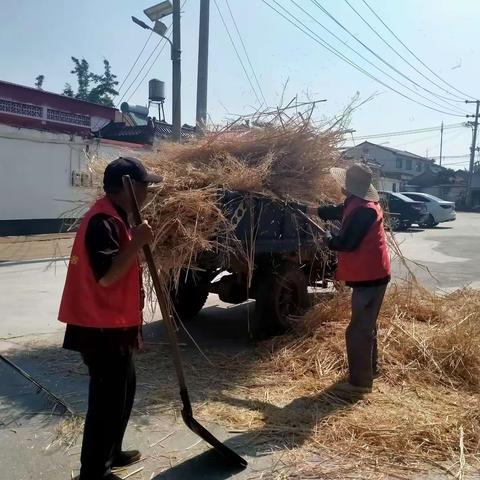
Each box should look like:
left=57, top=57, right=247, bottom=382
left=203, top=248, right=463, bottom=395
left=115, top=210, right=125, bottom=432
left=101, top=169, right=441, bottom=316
left=2, top=0, right=479, bottom=169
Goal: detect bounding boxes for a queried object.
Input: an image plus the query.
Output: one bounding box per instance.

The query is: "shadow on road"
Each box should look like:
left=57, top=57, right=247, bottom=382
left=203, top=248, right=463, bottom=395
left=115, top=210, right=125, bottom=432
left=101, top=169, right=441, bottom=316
left=151, top=380, right=362, bottom=480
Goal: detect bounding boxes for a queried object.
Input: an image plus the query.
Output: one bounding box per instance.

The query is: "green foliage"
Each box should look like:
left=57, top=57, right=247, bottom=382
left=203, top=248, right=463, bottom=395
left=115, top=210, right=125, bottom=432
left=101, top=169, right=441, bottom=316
left=35, top=75, right=45, bottom=89
left=63, top=57, right=119, bottom=106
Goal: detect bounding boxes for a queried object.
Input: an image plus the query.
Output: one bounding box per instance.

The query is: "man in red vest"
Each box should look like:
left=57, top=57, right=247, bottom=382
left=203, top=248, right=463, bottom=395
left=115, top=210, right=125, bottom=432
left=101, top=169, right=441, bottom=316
left=308, top=164, right=391, bottom=396
left=59, top=157, right=162, bottom=480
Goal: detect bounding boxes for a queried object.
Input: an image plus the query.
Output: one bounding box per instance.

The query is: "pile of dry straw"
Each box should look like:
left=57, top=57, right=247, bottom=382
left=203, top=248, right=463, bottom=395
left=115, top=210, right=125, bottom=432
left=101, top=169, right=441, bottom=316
left=190, top=285, right=480, bottom=478
left=102, top=117, right=343, bottom=273
left=89, top=117, right=479, bottom=476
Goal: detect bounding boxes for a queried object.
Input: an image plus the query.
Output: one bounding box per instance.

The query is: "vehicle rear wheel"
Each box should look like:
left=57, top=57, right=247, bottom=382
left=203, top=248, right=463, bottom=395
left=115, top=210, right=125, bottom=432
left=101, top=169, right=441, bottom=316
left=252, top=263, right=309, bottom=339
left=421, top=214, right=438, bottom=228
left=389, top=215, right=401, bottom=231
left=170, top=270, right=213, bottom=321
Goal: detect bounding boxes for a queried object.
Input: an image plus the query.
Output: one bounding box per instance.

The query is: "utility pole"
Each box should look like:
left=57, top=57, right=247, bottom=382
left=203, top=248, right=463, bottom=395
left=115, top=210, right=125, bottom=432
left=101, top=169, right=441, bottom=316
left=172, top=0, right=182, bottom=141
left=465, top=100, right=480, bottom=208
left=439, top=121, right=444, bottom=167
left=196, top=0, right=210, bottom=130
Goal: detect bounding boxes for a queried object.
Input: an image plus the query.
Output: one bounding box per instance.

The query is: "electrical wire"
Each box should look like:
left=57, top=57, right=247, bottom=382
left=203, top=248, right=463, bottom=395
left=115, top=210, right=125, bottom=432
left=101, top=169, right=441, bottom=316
left=123, top=0, right=189, bottom=107
left=360, top=0, right=476, bottom=101
left=343, top=0, right=467, bottom=105
left=261, top=0, right=465, bottom=117
left=392, top=125, right=467, bottom=152
left=309, top=0, right=467, bottom=115
left=213, top=0, right=264, bottom=107
left=116, top=34, right=169, bottom=108
left=116, top=30, right=154, bottom=96
left=224, top=0, right=267, bottom=106
left=441, top=159, right=471, bottom=167
left=431, top=154, right=469, bottom=160
left=126, top=36, right=171, bottom=104
left=354, top=122, right=464, bottom=140
left=288, top=0, right=467, bottom=116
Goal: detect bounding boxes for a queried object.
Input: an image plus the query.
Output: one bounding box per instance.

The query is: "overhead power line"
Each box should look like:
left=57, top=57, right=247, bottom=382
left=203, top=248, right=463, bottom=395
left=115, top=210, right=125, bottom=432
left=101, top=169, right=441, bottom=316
left=343, top=0, right=467, bottom=105
left=288, top=0, right=466, bottom=117
left=213, top=0, right=264, bottom=107
left=116, top=35, right=169, bottom=107
left=118, top=0, right=189, bottom=108
left=431, top=154, right=470, bottom=160
left=355, top=122, right=465, bottom=140
left=126, top=38, right=171, bottom=104
left=360, top=0, right=476, bottom=101
left=261, top=0, right=465, bottom=117
left=309, top=0, right=467, bottom=115
left=117, top=30, right=154, bottom=96
left=224, top=0, right=267, bottom=106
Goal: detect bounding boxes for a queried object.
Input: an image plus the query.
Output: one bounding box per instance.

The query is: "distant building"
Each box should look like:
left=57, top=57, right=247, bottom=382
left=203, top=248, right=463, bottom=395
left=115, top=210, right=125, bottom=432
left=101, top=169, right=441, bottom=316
left=0, top=81, right=150, bottom=236
left=405, top=168, right=480, bottom=208
left=343, top=141, right=436, bottom=192
left=0, top=80, right=118, bottom=135
left=98, top=119, right=196, bottom=145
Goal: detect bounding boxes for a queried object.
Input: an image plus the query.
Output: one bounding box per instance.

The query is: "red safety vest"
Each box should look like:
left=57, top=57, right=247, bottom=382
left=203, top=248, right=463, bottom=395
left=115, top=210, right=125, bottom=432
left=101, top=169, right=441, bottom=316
left=58, top=197, right=141, bottom=328
left=336, top=196, right=391, bottom=283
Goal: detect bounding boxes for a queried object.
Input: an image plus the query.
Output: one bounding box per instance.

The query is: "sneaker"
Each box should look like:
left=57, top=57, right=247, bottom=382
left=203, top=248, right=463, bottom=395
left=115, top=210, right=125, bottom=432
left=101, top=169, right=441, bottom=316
left=332, top=382, right=372, bottom=398
left=112, top=450, right=141, bottom=468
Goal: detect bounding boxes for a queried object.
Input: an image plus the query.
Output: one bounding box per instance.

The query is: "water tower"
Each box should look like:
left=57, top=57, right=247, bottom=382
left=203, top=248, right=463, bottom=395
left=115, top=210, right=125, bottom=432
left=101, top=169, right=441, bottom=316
left=149, top=79, right=166, bottom=122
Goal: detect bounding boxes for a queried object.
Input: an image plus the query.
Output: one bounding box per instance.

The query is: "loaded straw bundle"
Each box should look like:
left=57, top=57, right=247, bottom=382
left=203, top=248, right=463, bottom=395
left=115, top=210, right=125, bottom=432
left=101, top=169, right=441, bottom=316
left=137, top=118, right=343, bottom=275
left=88, top=115, right=479, bottom=477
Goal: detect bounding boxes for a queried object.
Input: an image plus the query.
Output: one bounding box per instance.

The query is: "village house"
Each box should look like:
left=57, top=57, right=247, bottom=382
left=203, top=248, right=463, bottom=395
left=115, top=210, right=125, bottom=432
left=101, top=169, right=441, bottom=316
left=0, top=80, right=150, bottom=235
left=343, top=141, right=436, bottom=192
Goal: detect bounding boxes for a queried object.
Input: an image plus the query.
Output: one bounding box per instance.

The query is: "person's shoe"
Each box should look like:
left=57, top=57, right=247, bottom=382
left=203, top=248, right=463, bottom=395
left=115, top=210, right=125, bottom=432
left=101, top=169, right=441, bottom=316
left=332, top=382, right=372, bottom=399
left=112, top=450, right=141, bottom=468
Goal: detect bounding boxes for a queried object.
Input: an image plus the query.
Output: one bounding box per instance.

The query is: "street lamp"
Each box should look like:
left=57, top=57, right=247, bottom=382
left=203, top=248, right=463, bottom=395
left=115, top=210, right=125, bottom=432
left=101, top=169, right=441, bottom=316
left=131, top=0, right=181, bottom=142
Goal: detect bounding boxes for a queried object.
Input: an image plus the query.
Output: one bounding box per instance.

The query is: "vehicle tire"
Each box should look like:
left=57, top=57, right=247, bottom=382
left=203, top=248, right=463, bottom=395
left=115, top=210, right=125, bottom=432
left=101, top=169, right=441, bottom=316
left=170, top=270, right=213, bottom=321
left=252, top=263, right=309, bottom=339
left=389, top=215, right=401, bottom=231
left=421, top=214, right=437, bottom=228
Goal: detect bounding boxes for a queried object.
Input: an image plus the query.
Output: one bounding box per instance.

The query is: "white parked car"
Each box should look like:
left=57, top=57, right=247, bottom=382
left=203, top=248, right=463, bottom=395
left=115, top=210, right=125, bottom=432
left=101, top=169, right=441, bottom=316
left=401, top=192, right=456, bottom=227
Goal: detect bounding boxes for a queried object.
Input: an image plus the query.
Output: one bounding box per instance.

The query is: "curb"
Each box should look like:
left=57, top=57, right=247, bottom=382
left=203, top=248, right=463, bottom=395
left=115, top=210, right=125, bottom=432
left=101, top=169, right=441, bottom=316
left=0, top=257, right=69, bottom=267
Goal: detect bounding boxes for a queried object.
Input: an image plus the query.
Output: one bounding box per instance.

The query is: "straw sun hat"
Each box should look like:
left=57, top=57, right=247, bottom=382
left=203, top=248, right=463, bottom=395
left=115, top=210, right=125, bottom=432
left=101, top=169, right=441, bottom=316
left=330, top=164, right=379, bottom=202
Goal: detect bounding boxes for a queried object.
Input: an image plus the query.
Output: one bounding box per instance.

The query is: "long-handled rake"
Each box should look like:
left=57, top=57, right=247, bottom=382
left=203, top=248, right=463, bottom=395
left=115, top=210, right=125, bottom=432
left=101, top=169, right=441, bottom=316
left=123, top=175, right=247, bottom=468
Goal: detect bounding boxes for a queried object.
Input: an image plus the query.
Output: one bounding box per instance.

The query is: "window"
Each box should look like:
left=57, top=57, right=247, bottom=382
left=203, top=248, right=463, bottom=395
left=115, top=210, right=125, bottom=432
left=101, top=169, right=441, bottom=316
left=416, top=161, right=422, bottom=172
left=406, top=159, right=412, bottom=170
left=395, top=157, right=403, bottom=169
left=407, top=193, right=430, bottom=202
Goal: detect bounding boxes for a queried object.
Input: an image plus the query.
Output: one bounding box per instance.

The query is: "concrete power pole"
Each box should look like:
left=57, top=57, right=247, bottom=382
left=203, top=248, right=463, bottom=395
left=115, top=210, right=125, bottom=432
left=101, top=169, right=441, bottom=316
left=196, top=0, right=210, bottom=130
left=172, top=0, right=182, bottom=142
left=465, top=100, right=480, bottom=208
left=439, top=121, right=444, bottom=167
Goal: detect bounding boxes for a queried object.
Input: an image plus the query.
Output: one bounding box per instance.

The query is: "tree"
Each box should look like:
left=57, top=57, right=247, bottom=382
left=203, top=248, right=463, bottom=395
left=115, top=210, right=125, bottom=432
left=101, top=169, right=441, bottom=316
left=62, top=57, right=119, bottom=107
left=35, top=75, right=45, bottom=89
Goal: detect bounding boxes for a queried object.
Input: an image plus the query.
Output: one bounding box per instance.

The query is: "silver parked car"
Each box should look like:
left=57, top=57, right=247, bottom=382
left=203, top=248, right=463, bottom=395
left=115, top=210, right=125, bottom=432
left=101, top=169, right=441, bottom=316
left=401, top=192, right=456, bottom=228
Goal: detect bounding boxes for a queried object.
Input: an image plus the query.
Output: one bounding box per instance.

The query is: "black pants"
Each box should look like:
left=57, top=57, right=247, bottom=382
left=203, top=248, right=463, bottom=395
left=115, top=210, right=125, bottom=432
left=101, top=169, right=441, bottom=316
left=346, top=284, right=387, bottom=388
left=80, top=350, right=136, bottom=479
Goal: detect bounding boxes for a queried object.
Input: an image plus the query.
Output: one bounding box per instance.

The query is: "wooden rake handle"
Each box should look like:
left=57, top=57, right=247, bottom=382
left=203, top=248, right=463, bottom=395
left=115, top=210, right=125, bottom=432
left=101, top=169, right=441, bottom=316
left=122, top=175, right=188, bottom=392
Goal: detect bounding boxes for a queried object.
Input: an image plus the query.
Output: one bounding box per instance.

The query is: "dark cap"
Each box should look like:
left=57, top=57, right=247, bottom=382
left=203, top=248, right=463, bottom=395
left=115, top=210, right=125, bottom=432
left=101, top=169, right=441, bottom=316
left=103, top=157, right=162, bottom=193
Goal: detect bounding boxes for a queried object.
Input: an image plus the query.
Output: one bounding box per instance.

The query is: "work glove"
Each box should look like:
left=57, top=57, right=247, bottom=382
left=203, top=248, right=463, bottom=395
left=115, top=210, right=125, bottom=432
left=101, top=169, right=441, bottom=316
left=323, top=229, right=333, bottom=245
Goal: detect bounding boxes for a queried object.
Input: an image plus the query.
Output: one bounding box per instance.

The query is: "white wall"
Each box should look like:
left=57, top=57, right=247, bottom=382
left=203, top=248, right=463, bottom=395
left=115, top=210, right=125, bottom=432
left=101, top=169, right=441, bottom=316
left=377, top=176, right=401, bottom=192
left=0, top=124, right=149, bottom=224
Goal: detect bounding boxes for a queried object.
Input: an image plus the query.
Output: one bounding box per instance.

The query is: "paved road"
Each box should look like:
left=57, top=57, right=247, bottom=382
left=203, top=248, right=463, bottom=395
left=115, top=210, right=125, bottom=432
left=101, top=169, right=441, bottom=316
left=0, top=212, right=478, bottom=479
left=392, top=212, right=480, bottom=290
